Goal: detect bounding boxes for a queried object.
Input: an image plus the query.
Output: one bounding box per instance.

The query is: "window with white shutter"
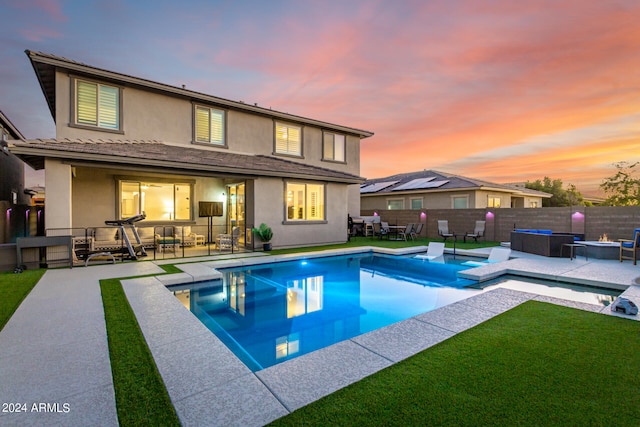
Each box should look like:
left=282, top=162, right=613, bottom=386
left=195, top=105, right=225, bottom=145
left=275, top=122, right=302, bottom=156
left=75, top=79, right=120, bottom=130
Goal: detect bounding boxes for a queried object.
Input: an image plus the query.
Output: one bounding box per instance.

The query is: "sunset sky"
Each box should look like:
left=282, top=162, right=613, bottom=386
left=1, top=0, right=638, bottom=196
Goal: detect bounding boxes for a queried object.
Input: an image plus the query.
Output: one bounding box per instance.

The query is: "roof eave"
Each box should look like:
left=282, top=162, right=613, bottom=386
left=8, top=143, right=364, bottom=184
left=25, top=50, right=374, bottom=139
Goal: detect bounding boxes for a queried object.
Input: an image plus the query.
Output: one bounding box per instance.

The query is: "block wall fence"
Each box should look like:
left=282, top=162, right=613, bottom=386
left=360, top=206, right=640, bottom=243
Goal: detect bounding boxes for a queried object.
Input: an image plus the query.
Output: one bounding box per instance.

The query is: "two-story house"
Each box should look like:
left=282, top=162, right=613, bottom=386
left=9, top=50, right=373, bottom=249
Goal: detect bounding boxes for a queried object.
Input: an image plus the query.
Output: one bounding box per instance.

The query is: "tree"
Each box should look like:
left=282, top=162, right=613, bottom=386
left=600, top=161, right=640, bottom=206
left=525, top=177, right=589, bottom=207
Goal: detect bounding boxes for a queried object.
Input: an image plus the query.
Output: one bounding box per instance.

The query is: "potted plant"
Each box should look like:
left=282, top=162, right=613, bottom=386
left=253, top=223, right=273, bottom=251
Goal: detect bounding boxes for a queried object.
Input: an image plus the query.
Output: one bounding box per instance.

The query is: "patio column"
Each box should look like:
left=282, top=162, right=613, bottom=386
left=44, top=159, right=72, bottom=231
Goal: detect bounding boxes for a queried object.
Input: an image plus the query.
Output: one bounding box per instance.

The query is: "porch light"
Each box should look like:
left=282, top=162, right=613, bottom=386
left=486, top=211, right=495, bottom=219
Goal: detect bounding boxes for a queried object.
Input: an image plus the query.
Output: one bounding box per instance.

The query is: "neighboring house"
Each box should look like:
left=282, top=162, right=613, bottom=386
left=360, top=170, right=551, bottom=211
left=8, top=50, right=373, bottom=249
left=0, top=110, right=34, bottom=243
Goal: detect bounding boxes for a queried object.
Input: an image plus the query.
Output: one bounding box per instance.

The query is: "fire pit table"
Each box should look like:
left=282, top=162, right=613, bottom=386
left=579, top=241, right=620, bottom=260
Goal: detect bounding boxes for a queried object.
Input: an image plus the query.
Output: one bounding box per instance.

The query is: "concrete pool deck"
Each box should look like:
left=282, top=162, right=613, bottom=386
left=1, top=247, right=639, bottom=426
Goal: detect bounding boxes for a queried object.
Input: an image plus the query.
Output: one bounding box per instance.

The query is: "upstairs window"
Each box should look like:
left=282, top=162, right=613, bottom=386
left=275, top=122, right=302, bottom=156
left=323, top=132, right=345, bottom=162
left=195, top=106, right=225, bottom=145
left=75, top=79, right=120, bottom=130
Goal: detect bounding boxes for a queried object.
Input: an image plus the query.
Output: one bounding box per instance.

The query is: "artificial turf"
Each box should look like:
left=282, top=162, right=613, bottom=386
left=100, top=278, right=181, bottom=427
left=0, top=269, right=45, bottom=331
left=270, top=301, right=640, bottom=426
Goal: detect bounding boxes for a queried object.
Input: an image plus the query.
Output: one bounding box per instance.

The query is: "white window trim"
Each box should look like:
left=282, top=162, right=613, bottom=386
left=70, top=76, right=123, bottom=134
left=410, top=197, right=423, bottom=210
left=451, top=195, right=469, bottom=209
left=193, top=104, right=227, bottom=147
left=488, top=195, right=502, bottom=208
left=387, top=198, right=405, bottom=210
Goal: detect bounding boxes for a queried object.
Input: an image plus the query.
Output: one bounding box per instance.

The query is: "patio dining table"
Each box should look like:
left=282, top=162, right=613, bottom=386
left=387, top=225, right=406, bottom=241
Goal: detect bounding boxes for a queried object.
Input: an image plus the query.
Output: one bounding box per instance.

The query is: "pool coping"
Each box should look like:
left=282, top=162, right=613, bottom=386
left=122, top=247, right=640, bottom=426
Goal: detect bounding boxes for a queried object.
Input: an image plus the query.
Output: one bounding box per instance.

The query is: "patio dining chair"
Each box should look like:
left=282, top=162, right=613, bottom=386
left=372, top=222, right=388, bottom=239
left=399, top=223, right=414, bottom=241
left=411, top=223, right=423, bottom=240
left=464, top=220, right=486, bottom=243
left=437, top=220, right=454, bottom=241
left=619, top=228, right=640, bottom=265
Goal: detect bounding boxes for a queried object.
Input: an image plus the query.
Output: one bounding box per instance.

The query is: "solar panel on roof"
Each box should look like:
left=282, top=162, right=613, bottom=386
left=391, top=177, right=436, bottom=191
left=420, top=180, right=449, bottom=188
left=360, top=181, right=398, bottom=193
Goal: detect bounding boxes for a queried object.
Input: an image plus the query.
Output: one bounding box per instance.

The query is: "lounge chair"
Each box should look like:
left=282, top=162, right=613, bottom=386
left=411, top=223, right=423, bottom=240
left=415, top=242, right=445, bottom=261
left=462, top=247, right=511, bottom=267
left=619, top=228, right=640, bottom=265
left=437, top=220, right=454, bottom=241
left=398, top=223, right=414, bottom=241
left=464, top=220, right=486, bottom=243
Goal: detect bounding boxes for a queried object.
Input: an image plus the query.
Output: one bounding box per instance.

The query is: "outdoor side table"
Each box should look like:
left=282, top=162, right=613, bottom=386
left=562, top=243, right=588, bottom=260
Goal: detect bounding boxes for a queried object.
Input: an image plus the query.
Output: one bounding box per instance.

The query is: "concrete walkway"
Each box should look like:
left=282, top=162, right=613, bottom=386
left=1, top=249, right=639, bottom=426
left=0, top=262, right=163, bottom=427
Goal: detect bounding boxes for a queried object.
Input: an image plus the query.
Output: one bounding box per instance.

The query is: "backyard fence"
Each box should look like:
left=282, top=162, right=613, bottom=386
left=361, top=206, right=640, bottom=243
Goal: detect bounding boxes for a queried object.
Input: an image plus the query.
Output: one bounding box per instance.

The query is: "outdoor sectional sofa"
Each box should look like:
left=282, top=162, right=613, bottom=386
left=510, top=229, right=583, bottom=257
left=90, top=226, right=157, bottom=251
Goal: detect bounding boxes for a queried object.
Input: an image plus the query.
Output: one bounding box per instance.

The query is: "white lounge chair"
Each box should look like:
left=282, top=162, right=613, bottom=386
left=415, top=242, right=445, bottom=261
left=462, top=247, right=511, bottom=267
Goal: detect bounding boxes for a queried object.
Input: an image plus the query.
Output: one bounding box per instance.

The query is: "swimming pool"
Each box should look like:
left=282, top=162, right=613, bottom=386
left=168, top=252, right=619, bottom=372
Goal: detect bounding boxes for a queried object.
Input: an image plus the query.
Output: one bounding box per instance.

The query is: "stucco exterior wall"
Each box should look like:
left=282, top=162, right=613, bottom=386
left=69, top=166, right=228, bottom=228
left=54, top=71, right=362, bottom=179
left=44, top=159, right=72, bottom=230
left=362, top=190, right=543, bottom=210
left=253, top=178, right=348, bottom=248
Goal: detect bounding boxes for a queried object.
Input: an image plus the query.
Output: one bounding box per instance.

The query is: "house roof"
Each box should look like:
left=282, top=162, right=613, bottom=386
left=0, top=110, right=25, bottom=140
left=361, top=170, right=552, bottom=198
left=8, top=138, right=365, bottom=184
left=25, top=50, right=374, bottom=139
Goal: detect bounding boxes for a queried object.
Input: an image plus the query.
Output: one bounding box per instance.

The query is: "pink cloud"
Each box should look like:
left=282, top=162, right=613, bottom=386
left=8, top=0, right=67, bottom=22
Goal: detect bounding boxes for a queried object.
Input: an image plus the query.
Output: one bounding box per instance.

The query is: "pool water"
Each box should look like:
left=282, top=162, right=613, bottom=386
left=171, top=253, right=480, bottom=371
left=169, top=253, right=620, bottom=372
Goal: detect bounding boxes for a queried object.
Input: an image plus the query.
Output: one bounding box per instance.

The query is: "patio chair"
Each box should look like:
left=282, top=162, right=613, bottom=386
left=411, top=223, right=423, bottom=240
left=464, top=220, right=486, bottom=243
left=415, top=242, right=445, bottom=261
left=462, top=247, right=511, bottom=267
left=437, top=220, right=454, bottom=241
left=372, top=221, right=388, bottom=239
left=398, top=223, right=414, bottom=241
left=619, top=228, right=640, bottom=265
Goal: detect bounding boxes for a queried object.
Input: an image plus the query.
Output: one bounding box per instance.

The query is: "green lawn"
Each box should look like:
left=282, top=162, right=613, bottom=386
left=270, top=301, right=640, bottom=426
left=0, top=269, right=45, bottom=331
left=100, top=279, right=180, bottom=427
